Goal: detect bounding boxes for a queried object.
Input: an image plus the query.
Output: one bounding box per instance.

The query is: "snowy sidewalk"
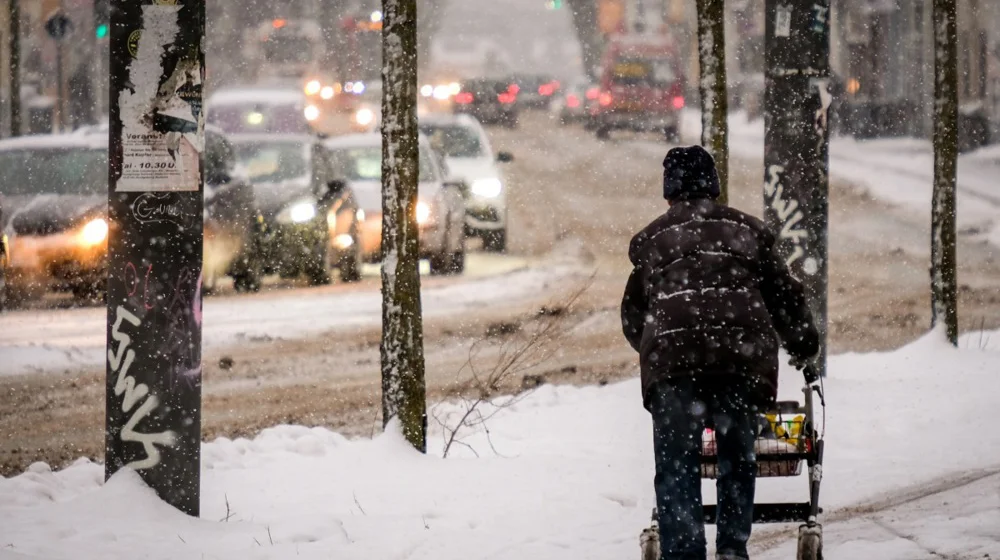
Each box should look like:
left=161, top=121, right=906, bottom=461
left=1, top=329, right=999, bottom=559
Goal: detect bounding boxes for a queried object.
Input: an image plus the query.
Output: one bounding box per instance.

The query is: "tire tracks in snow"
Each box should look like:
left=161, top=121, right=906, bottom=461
left=748, top=465, right=1000, bottom=555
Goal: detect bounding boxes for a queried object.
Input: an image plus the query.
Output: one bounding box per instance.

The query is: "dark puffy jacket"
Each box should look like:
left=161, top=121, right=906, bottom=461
left=621, top=198, right=819, bottom=409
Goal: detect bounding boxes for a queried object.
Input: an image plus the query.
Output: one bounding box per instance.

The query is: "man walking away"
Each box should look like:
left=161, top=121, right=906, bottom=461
left=621, top=146, right=819, bottom=560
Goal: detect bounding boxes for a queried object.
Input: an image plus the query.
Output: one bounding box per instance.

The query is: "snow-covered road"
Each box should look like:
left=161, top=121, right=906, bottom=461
left=0, top=253, right=585, bottom=376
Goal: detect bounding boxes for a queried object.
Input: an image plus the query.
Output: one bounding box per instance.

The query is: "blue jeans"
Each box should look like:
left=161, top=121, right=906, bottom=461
left=650, top=377, right=758, bottom=560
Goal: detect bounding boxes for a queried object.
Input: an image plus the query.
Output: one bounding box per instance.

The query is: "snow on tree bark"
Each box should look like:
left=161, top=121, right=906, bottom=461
left=380, top=0, right=427, bottom=451
left=931, top=0, right=958, bottom=345
left=696, top=0, right=729, bottom=204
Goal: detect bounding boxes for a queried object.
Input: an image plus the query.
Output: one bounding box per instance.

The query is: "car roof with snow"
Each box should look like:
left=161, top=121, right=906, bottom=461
left=0, top=132, right=106, bottom=152
left=418, top=113, right=484, bottom=130
left=207, top=86, right=306, bottom=107
left=226, top=133, right=318, bottom=145
left=322, top=132, right=431, bottom=150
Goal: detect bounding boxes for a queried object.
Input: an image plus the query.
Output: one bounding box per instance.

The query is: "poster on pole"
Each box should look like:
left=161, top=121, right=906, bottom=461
left=116, top=3, right=203, bottom=192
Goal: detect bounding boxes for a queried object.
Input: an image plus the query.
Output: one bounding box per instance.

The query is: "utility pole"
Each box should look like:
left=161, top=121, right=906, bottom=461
left=763, top=0, right=831, bottom=376
left=380, top=0, right=426, bottom=452
left=695, top=0, right=729, bottom=203
left=8, top=0, right=19, bottom=136
left=930, top=0, right=958, bottom=345
left=106, top=0, right=205, bottom=516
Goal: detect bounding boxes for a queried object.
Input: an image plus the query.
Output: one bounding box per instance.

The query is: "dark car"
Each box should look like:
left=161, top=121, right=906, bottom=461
left=0, top=128, right=263, bottom=306
left=229, top=134, right=362, bottom=285
left=505, top=73, right=561, bottom=110
left=452, top=79, right=519, bottom=129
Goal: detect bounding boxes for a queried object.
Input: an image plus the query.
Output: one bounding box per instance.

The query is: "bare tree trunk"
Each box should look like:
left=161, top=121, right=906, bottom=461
left=566, top=0, right=603, bottom=79
left=931, top=0, right=958, bottom=345
left=381, top=0, right=427, bottom=452
left=8, top=0, right=20, bottom=136
left=696, top=0, right=729, bottom=204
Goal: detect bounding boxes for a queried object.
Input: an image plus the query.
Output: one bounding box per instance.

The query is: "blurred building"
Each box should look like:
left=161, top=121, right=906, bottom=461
left=835, top=0, right=997, bottom=148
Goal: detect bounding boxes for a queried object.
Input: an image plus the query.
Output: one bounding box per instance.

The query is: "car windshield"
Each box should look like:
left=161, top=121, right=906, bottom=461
left=208, top=104, right=309, bottom=135
left=232, top=142, right=310, bottom=183
left=609, top=58, right=676, bottom=86
left=263, top=36, right=315, bottom=65
left=329, top=146, right=437, bottom=182
left=419, top=125, right=485, bottom=158
left=0, top=148, right=107, bottom=196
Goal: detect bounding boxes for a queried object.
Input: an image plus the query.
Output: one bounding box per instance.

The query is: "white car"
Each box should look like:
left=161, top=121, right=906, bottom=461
left=323, top=133, right=467, bottom=275
left=206, top=85, right=319, bottom=135
left=419, top=114, right=513, bottom=252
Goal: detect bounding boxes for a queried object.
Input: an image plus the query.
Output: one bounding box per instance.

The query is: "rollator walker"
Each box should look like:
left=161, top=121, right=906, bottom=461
left=641, top=364, right=826, bottom=560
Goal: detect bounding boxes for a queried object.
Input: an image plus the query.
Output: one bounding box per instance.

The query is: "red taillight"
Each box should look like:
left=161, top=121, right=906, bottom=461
left=585, top=87, right=599, bottom=100
left=672, top=96, right=685, bottom=109
left=508, top=84, right=520, bottom=95
left=538, top=84, right=553, bottom=96
left=455, top=92, right=474, bottom=104
left=598, top=92, right=613, bottom=107
left=497, top=92, right=517, bottom=104
left=566, top=94, right=580, bottom=108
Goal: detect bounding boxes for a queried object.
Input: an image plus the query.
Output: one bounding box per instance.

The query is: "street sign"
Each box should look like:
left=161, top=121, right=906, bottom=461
left=45, top=12, right=74, bottom=41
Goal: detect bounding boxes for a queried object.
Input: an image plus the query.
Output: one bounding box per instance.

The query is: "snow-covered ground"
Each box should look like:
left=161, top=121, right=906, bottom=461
left=2, top=329, right=999, bottom=559
left=0, top=253, right=584, bottom=377
left=683, top=110, right=1000, bottom=247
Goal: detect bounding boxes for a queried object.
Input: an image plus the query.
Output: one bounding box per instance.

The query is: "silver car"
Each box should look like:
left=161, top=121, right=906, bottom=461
left=323, top=133, right=468, bottom=275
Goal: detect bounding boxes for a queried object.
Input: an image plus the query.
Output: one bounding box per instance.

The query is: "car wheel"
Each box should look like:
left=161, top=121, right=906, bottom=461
left=428, top=250, right=452, bottom=276
left=664, top=126, right=680, bottom=143
left=232, top=229, right=265, bottom=293
left=596, top=126, right=611, bottom=140
left=339, top=228, right=363, bottom=283
left=304, top=235, right=332, bottom=286
left=482, top=228, right=507, bottom=253
left=72, top=280, right=105, bottom=304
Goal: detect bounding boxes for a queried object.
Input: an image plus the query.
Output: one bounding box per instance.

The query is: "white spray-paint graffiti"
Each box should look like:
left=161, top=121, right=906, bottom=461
left=764, top=164, right=818, bottom=274
left=109, top=305, right=177, bottom=470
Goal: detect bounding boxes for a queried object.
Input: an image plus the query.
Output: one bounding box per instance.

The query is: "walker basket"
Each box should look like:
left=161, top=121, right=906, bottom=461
left=700, top=410, right=815, bottom=479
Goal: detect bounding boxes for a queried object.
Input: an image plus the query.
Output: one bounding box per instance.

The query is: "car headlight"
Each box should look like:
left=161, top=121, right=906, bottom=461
left=470, top=178, right=503, bottom=198
left=277, top=201, right=317, bottom=224
left=320, top=86, right=335, bottom=100
left=79, top=218, right=109, bottom=246
left=355, top=108, right=375, bottom=126
left=305, top=80, right=322, bottom=96
left=416, top=201, right=431, bottom=224
left=304, top=104, right=321, bottom=121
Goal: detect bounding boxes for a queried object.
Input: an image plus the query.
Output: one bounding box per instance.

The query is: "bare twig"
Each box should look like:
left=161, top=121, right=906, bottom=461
left=253, top=538, right=262, bottom=547
left=353, top=492, right=367, bottom=516
left=220, top=493, right=235, bottom=522
left=177, top=535, right=186, bottom=544
left=438, top=279, right=591, bottom=457
left=267, top=526, right=274, bottom=546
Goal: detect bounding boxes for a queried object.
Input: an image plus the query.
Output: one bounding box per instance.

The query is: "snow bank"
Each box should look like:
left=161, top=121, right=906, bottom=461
left=2, top=330, right=999, bottom=559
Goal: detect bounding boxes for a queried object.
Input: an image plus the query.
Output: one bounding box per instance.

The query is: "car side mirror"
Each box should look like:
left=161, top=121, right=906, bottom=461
left=497, top=151, right=514, bottom=163
left=326, top=179, right=347, bottom=194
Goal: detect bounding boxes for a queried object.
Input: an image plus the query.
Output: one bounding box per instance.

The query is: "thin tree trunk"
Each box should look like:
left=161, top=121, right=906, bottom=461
left=931, top=0, right=958, bottom=345
left=696, top=0, right=728, bottom=204
left=8, top=0, right=20, bottom=136
left=381, top=0, right=427, bottom=451
left=566, top=0, right=603, bottom=79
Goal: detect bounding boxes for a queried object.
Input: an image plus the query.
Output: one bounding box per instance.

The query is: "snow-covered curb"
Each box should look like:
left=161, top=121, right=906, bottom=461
left=2, top=329, right=999, bottom=559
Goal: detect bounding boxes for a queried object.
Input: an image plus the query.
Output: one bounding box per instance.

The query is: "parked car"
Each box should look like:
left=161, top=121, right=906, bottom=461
left=323, top=133, right=468, bottom=275
left=206, top=85, right=319, bottom=135
left=229, top=134, right=362, bottom=284
left=550, top=78, right=600, bottom=125
left=419, top=114, right=513, bottom=252
left=0, top=128, right=262, bottom=306
left=452, top=78, right=519, bottom=129
left=590, top=36, right=686, bottom=141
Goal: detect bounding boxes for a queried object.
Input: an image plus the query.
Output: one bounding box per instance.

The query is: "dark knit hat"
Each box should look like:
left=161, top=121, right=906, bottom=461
left=662, top=146, right=721, bottom=201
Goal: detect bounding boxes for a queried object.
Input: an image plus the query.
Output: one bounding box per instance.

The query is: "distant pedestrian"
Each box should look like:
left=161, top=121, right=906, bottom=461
left=621, top=146, right=819, bottom=560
